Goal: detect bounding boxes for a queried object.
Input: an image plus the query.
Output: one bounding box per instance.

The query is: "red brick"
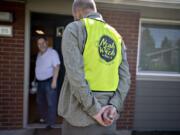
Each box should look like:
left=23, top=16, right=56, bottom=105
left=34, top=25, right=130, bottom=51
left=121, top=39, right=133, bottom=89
left=99, top=8, right=140, bottom=129
left=0, top=1, right=25, bottom=129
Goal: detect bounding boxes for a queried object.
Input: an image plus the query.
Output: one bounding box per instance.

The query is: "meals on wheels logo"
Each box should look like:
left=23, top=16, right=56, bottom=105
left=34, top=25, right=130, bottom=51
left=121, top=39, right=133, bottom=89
left=98, top=35, right=117, bottom=62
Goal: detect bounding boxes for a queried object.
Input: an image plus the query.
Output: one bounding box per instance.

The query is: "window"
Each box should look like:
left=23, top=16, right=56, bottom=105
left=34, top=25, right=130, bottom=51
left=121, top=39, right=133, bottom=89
left=138, top=20, right=180, bottom=75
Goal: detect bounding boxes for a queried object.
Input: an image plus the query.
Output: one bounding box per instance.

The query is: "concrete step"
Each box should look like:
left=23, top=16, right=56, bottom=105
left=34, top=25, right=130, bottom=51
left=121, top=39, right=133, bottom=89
left=0, top=128, right=131, bottom=135
left=0, top=128, right=61, bottom=135
left=0, top=129, right=34, bottom=135
left=34, top=128, right=61, bottom=135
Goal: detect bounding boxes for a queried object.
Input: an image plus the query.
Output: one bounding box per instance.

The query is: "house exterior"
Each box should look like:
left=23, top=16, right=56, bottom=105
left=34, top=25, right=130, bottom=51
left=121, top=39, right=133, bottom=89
left=0, top=0, right=180, bottom=132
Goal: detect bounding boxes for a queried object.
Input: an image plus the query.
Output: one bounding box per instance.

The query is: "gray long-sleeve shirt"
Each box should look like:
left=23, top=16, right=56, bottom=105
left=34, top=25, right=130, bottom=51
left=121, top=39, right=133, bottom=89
left=58, top=12, right=131, bottom=127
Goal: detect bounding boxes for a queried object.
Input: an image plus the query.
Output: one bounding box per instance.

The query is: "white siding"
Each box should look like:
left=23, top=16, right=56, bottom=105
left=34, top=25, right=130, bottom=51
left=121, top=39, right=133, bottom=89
left=134, top=80, right=180, bottom=130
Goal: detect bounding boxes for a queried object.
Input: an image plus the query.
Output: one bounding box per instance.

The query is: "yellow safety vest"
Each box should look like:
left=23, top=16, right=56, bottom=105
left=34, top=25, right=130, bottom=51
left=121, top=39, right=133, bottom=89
left=81, top=18, right=122, bottom=92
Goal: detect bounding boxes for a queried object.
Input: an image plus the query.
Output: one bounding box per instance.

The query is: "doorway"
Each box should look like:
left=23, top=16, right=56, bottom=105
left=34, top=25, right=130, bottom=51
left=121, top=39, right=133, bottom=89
left=28, top=12, right=73, bottom=125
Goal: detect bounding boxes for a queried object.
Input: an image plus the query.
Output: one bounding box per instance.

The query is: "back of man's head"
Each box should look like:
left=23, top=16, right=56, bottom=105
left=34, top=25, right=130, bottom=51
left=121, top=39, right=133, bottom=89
left=73, top=0, right=97, bottom=12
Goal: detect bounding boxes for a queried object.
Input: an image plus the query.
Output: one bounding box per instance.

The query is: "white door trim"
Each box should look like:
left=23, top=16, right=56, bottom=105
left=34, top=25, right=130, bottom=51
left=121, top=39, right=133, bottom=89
left=23, top=0, right=72, bottom=127
left=23, top=7, right=31, bottom=128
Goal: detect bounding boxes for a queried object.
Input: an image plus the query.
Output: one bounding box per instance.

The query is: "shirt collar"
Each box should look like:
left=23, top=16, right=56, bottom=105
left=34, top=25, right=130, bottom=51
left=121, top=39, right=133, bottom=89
left=83, top=12, right=105, bottom=22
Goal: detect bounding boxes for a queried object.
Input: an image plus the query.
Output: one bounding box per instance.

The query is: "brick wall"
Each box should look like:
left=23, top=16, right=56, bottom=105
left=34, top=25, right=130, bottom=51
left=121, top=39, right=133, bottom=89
left=99, top=9, right=140, bottom=129
left=0, top=1, right=139, bottom=129
left=0, top=1, right=25, bottom=129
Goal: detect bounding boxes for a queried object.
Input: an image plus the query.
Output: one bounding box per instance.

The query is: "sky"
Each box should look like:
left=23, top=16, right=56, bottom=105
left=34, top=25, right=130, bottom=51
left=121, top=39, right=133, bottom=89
left=142, top=25, right=180, bottom=48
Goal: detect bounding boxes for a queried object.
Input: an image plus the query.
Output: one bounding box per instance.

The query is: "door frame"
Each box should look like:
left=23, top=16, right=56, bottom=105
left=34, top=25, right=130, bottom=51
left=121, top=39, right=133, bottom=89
left=23, top=0, right=72, bottom=128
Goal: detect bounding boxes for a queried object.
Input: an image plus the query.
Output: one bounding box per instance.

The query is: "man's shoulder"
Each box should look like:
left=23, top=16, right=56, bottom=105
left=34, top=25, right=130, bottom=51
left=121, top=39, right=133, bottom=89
left=47, top=48, right=58, bottom=55
left=65, top=21, right=83, bottom=32
left=107, top=24, right=122, bottom=37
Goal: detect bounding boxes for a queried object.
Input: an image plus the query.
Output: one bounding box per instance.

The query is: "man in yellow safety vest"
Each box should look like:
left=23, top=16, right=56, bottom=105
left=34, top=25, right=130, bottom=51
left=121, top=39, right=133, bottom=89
left=58, top=0, right=131, bottom=134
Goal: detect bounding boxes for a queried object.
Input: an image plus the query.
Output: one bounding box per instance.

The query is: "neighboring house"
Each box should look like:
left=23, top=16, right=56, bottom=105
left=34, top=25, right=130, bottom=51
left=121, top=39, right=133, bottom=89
left=0, top=0, right=180, bottom=132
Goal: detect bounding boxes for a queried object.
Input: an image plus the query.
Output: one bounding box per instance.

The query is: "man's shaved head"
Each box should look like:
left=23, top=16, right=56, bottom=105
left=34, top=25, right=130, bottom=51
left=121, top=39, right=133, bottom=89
left=72, top=0, right=97, bottom=20
left=73, top=0, right=97, bottom=12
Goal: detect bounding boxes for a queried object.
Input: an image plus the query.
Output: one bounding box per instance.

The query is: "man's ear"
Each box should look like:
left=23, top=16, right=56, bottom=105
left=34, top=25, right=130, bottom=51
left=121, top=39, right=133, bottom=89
left=79, top=8, right=85, bottom=19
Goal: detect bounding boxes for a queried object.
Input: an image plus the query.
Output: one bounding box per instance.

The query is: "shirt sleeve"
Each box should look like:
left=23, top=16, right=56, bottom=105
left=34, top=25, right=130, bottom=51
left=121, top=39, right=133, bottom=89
left=52, top=49, right=60, bottom=67
left=108, top=41, right=131, bottom=113
left=61, top=22, right=101, bottom=117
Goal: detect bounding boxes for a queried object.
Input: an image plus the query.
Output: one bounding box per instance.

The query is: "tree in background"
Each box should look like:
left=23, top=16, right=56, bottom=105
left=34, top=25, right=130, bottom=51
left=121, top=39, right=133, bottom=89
left=139, top=28, right=155, bottom=71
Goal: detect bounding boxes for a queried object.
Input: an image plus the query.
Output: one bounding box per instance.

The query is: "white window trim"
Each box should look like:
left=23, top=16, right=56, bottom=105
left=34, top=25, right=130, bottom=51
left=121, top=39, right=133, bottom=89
left=136, top=18, right=180, bottom=81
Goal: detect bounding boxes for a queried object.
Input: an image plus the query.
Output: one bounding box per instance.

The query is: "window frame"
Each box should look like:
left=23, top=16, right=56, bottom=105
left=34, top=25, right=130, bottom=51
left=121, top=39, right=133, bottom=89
left=136, top=18, right=180, bottom=81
